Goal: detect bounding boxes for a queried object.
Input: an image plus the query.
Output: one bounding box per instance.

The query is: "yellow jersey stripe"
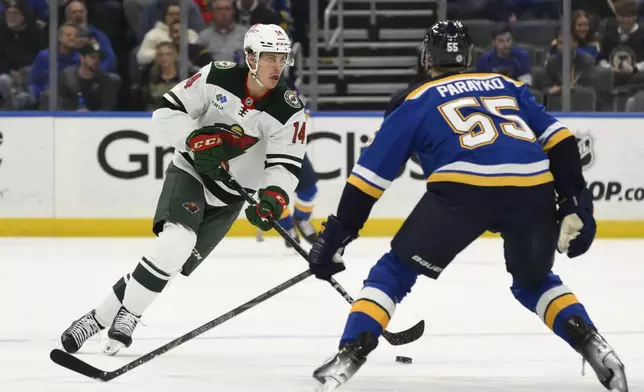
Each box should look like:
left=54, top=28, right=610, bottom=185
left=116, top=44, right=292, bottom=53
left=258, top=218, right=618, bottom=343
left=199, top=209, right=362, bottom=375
left=543, top=129, right=574, bottom=152
left=427, top=171, right=554, bottom=187
left=351, top=299, right=391, bottom=329
left=347, top=174, right=385, bottom=199
left=499, top=74, right=524, bottom=87
left=544, top=293, right=579, bottom=330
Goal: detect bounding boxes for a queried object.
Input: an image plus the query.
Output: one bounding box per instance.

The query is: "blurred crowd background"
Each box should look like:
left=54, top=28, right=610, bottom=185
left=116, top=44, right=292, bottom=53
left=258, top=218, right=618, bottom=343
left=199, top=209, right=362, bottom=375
left=0, top=0, right=642, bottom=112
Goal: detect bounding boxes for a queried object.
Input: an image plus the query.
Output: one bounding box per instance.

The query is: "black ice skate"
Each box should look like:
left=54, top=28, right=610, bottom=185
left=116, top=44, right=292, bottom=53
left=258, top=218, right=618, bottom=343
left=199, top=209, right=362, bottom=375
left=294, top=215, right=318, bottom=244
left=104, top=306, right=140, bottom=356
left=284, top=227, right=300, bottom=248
left=313, top=333, right=378, bottom=391
left=60, top=309, right=104, bottom=353
left=565, top=316, right=629, bottom=392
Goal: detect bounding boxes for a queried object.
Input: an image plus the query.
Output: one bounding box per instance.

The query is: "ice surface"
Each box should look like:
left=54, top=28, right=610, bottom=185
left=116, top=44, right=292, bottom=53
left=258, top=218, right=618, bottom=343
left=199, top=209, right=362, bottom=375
left=1, top=237, right=642, bottom=392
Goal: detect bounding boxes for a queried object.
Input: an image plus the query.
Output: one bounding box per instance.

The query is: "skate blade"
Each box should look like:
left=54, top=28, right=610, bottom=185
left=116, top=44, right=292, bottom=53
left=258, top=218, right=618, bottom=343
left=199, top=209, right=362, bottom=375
left=315, top=377, right=341, bottom=392
left=603, top=353, right=629, bottom=392
left=103, top=339, right=125, bottom=356
left=608, top=366, right=628, bottom=392
left=610, top=376, right=629, bottom=392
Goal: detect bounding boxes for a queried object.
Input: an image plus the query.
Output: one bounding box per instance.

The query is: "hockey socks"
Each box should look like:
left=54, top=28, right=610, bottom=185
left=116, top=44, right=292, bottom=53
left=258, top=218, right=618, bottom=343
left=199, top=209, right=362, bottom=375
left=122, top=257, right=172, bottom=316
left=92, top=274, right=131, bottom=327
left=294, top=184, right=317, bottom=221
left=340, top=252, right=419, bottom=348
left=95, top=257, right=176, bottom=333
left=511, top=272, right=594, bottom=346
left=277, top=213, right=295, bottom=230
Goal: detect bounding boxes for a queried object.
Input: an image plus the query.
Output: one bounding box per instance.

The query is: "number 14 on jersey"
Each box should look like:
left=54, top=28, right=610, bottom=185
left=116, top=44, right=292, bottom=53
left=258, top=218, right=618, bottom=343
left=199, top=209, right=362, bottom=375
left=292, top=121, right=306, bottom=144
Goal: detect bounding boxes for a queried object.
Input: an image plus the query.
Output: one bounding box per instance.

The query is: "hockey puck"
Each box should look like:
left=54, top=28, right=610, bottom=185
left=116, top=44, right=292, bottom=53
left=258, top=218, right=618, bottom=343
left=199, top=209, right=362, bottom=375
left=395, top=356, right=412, bottom=364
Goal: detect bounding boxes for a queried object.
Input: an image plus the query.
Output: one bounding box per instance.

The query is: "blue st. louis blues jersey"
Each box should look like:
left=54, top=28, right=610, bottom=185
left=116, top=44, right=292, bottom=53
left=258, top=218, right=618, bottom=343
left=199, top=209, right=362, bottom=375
left=347, top=73, right=574, bottom=199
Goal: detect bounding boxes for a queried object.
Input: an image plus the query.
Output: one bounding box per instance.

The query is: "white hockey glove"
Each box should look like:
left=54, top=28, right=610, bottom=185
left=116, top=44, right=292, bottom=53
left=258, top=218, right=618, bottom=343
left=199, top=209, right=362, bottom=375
left=556, top=189, right=596, bottom=258
left=557, top=213, right=584, bottom=254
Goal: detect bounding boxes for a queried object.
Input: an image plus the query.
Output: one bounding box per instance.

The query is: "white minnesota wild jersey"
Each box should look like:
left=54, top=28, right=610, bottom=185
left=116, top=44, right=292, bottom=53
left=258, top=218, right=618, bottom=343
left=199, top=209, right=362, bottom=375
left=152, top=61, right=307, bottom=207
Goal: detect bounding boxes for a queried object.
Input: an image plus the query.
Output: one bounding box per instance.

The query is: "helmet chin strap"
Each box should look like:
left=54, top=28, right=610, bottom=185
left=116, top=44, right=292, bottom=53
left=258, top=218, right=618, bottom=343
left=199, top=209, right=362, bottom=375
left=246, top=52, right=267, bottom=89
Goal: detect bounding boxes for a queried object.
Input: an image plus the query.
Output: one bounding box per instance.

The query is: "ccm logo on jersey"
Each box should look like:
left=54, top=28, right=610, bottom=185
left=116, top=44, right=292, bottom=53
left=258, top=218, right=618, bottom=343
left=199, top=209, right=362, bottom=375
left=188, top=134, right=223, bottom=151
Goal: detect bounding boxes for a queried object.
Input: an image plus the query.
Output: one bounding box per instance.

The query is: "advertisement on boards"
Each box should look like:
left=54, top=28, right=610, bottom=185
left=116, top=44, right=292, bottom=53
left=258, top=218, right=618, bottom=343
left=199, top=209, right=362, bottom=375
left=309, top=115, right=644, bottom=221
left=564, top=118, right=644, bottom=219
left=307, top=116, right=425, bottom=219
left=0, top=113, right=642, bottom=236
left=54, top=118, right=170, bottom=218
left=0, top=117, right=54, bottom=218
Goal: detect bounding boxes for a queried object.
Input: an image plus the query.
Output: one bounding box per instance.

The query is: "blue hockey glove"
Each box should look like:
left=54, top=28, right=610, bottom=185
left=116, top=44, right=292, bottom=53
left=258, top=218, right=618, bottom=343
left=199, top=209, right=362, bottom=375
left=308, top=215, right=358, bottom=280
left=557, top=188, right=596, bottom=258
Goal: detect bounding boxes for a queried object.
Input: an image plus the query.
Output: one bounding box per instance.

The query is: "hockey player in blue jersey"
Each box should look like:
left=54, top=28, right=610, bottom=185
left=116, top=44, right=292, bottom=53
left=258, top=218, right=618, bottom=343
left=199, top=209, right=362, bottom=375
left=308, top=21, right=628, bottom=392
left=277, top=152, right=319, bottom=245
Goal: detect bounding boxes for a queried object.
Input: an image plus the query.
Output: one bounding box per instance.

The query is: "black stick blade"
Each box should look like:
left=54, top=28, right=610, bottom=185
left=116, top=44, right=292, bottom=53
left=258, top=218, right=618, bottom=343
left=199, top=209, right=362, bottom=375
left=50, top=349, right=107, bottom=381
left=382, top=320, right=425, bottom=346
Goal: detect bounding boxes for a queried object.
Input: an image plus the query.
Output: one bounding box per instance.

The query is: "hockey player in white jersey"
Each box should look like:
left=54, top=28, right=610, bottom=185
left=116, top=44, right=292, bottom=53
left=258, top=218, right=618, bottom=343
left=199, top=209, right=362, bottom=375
left=59, top=24, right=307, bottom=355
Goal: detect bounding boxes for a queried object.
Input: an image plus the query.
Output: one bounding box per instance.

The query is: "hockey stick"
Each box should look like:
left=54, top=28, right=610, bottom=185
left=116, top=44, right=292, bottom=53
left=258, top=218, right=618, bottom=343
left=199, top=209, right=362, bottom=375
left=50, top=269, right=313, bottom=381
left=225, top=174, right=425, bottom=346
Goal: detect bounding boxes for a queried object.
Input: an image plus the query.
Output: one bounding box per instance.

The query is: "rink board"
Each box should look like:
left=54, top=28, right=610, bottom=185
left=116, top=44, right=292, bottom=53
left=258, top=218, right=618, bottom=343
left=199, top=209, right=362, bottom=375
left=0, top=112, right=643, bottom=237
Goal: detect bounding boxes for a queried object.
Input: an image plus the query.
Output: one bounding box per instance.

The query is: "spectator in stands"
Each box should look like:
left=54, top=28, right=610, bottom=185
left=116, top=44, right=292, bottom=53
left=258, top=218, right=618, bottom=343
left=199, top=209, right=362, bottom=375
left=135, top=0, right=205, bottom=42
left=141, top=42, right=179, bottom=110
left=197, top=0, right=246, bottom=63
left=291, top=0, right=308, bottom=55
left=0, top=0, right=46, bottom=109
left=476, top=25, right=532, bottom=85
left=572, top=0, right=615, bottom=18
left=137, top=1, right=198, bottom=66
left=0, top=0, right=48, bottom=27
left=56, top=42, right=120, bottom=111
left=64, top=0, right=117, bottom=72
left=510, top=0, right=560, bottom=20
left=193, top=0, right=212, bottom=23
left=29, top=23, right=80, bottom=105
left=77, top=1, right=129, bottom=41
left=547, top=10, right=601, bottom=60
left=123, top=0, right=155, bottom=34
left=447, top=0, right=516, bottom=23
left=543, top=30, right=597, bottom=96
left=168, top=20, right=212, bottom=72
left=598, top=0, right=644, bottom=86
left=572, top=10, right=601, bottom=57
left=234, top=0, right=281, bottom=28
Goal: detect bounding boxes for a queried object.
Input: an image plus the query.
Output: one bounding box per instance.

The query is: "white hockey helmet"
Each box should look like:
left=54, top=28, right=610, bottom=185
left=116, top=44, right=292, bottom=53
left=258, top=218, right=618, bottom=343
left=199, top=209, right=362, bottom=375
left=244, top=24, right=294, bottom=77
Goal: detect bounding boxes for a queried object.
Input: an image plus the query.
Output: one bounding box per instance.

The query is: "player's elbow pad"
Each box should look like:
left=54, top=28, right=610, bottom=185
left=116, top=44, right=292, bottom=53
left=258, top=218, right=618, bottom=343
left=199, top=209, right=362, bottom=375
left=547, top=136, right=586, bottom=199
